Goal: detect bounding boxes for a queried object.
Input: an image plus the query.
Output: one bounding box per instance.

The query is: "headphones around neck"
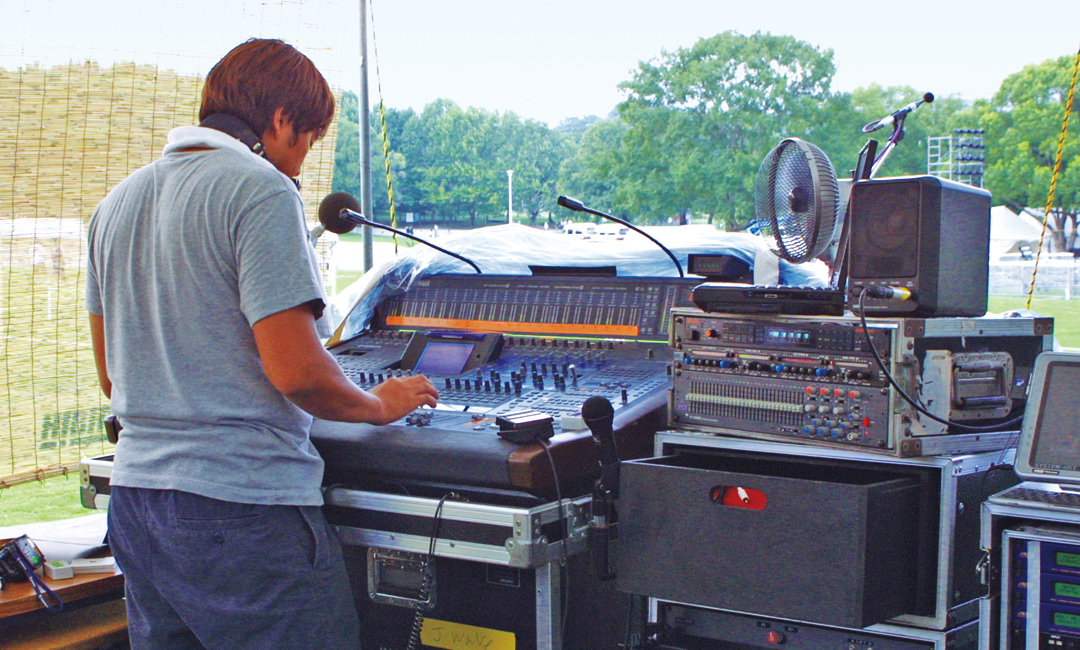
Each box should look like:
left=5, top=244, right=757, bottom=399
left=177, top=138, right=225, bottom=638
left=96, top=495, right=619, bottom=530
left=199, top=113, right=267, bottom=158
left=199, top=113, right=301, bottom=190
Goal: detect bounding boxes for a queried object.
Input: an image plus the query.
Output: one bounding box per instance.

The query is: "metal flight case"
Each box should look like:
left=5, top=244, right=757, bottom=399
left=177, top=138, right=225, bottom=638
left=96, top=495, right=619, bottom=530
left=324, top=483, right=629, bottom=650
left=649, top=601, right=979, bottom=650
left=79, top=453, right=113, bottom=510
left=617, top=432, right=1019, bottom=633
left=980, top=498, right=1080, bottom=649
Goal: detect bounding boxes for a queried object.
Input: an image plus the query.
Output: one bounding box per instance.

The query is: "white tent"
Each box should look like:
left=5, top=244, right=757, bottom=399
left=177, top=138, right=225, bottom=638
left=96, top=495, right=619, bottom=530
left=989, top=205, right=1049, bottom=260
left=0, top=217, right=85, bottom=239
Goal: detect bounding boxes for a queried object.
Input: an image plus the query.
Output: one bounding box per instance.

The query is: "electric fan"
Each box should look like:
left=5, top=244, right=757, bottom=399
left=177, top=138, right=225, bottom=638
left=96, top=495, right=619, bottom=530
left=752, top=137, right=841, bottom=264
left=689, top=136, right=846, bottom=313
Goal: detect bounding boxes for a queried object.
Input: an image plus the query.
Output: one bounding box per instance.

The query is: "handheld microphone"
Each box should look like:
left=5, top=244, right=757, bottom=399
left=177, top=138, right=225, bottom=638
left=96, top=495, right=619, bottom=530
left=582, top=395, right=619, bottom=581
left=582, top=396, right=619, bottom=493
left=862, top=92, right=935, bottom=134
left=317, top=193, right=483, bottom=274
left=557, top=195, right=685, bottom=277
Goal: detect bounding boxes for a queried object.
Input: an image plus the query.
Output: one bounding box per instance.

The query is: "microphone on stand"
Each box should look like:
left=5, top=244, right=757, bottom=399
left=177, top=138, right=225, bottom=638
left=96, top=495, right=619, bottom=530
left=583, top=396, right=620, bottom=498
left=583, top=396, right=619, bottom=580
left=316, top=193, right=483, bottom=274
left=557, top=195, right=685, bottom=278
left=862, top=92, right=935, bottom=134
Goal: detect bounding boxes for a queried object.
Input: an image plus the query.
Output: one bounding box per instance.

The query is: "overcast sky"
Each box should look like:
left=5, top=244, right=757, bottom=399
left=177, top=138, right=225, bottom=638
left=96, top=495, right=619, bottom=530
left=3, top=0, right=1078, bottom=126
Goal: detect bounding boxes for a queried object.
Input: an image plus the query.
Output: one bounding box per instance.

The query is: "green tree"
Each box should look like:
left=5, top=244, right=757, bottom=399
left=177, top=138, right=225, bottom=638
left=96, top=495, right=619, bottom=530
left=332, top=91, right=360, bottom=197
left=332, top=93, right=422, bottom=223
left=497, top=114, right=574, bottom=226
left=980, top=55, right=1080, bottom=252
left=361, top=99, right=574, bottom=229
left=554, top=115, right=602, bottom=141
left=410, top=100, right=504, bottom=227
left=614, top=31, right=842, bottom=229
left=370, top=104, right=419, bottom=223
left=558, top=117, right=630, bottom=220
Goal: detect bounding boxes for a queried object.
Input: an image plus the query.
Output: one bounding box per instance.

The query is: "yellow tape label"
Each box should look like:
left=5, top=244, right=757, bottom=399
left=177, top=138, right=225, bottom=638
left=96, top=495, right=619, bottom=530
left=420, top=617, right=516, bottom=650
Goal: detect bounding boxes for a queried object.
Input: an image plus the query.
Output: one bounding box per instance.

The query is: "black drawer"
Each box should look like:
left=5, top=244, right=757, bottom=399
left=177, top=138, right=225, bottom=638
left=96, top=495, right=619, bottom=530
left=615, top=450, right=921, bottom=628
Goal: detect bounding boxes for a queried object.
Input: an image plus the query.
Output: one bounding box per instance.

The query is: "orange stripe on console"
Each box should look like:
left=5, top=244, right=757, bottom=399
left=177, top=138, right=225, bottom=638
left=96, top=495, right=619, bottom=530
left=384, top=316, right=638, bottom=337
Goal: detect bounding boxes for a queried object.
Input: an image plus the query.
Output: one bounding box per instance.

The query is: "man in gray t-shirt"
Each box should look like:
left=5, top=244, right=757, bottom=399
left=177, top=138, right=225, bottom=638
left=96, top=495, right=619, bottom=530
left=86, top=39, right=438, bottom=649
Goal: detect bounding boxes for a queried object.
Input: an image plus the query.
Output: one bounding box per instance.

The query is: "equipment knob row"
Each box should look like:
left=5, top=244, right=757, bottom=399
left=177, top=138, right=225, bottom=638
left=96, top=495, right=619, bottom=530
left=507, top=337, right=616, bottom=350
left=685, top=357, right=742, bottom=369
left=444, top=377, right=520, bottom=395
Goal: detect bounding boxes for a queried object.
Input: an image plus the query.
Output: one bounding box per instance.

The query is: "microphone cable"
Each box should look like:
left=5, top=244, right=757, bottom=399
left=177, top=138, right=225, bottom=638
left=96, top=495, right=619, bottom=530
left=537, top=437, right=571, bottom=647
left=853, top=289, right=1025, bottom=435
left=406, top=490, right=459, bottom=650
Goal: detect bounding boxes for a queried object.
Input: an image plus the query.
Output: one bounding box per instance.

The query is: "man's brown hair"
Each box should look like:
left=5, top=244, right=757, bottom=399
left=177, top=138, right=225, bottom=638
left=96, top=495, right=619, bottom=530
left=200, top=38, right=335, bottom=142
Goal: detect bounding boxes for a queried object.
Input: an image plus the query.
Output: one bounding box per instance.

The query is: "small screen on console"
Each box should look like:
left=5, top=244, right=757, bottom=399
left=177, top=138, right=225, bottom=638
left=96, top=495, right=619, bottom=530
left=414, top=341, right=475, bottom=376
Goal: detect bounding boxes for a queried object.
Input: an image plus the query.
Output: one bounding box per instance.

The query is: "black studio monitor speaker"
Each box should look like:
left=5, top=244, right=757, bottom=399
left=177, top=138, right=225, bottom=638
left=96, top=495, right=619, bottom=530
left=846, top=175, right=991, bottom=317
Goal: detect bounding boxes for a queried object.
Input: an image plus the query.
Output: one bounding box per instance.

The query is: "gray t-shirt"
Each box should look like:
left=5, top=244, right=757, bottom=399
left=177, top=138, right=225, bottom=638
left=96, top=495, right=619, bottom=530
left=86, top=126, right=328, bottom=505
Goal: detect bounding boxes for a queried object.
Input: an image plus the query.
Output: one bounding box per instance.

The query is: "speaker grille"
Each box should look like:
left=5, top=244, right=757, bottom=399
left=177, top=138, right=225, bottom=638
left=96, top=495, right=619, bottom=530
left=849, top=180, right=920, bottom=279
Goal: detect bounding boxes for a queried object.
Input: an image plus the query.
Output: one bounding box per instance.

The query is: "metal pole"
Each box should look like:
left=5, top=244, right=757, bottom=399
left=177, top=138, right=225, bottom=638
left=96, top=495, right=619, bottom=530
left=506, top=169, right=514, bottom=224
left=359, top=0, right=374, bottom=271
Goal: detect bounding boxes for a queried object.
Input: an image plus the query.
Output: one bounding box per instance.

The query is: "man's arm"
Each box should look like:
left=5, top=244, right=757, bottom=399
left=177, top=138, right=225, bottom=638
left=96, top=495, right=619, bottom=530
left=88, top=312, right=112, bottom=399
left=252, top=304, right=438, bottom=424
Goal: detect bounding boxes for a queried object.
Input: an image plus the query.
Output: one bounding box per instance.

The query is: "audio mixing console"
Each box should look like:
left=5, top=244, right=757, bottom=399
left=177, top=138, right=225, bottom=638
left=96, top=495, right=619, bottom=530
left=311, top=273, right=700, bottom=499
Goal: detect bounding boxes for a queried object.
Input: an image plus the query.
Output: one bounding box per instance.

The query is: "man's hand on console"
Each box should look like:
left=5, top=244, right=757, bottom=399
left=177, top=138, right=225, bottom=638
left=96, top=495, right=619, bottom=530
left=368, top=375, right=440, bottom=425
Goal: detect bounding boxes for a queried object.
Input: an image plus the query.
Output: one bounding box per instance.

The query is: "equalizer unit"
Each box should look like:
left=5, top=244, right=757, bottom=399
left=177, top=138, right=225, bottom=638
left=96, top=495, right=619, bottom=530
left=668, top=308, right=1053, bottom=457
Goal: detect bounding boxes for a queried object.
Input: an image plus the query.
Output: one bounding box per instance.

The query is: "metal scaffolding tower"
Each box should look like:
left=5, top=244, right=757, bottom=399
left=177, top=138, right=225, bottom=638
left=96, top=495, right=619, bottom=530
left=927, top=128, right=985, bottom=187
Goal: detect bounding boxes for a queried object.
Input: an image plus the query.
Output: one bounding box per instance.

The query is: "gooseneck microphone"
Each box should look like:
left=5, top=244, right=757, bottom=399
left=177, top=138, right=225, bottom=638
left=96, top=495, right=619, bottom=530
left=317, top=193, right=483, bottom=274
left=583, top=395, right=619, bottom=581
left=862, top=92, right=935, bottom=134
left=318, top=191, right=363, bottom=234
left=557, top=195, right=685, bottom=278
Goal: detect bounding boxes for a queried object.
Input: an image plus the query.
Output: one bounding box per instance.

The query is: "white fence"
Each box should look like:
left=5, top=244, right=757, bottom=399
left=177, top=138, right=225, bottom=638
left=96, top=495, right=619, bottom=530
left=990, top=255, right=1079, bottom=298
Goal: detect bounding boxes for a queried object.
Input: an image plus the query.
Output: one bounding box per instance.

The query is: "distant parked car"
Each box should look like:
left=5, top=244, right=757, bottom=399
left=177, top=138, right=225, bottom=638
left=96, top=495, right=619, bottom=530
left=594, top=224, right=629, bottom=240
left=564, top=222, right=596, bottom=239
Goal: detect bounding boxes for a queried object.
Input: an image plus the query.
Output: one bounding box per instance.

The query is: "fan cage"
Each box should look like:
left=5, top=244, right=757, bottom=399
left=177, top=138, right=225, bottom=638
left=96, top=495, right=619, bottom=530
left=753, top=137, right=840, bottom=264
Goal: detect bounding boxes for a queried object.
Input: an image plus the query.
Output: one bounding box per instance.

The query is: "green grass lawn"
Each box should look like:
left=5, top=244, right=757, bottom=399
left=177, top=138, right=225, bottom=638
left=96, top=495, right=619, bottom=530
left=0, top=472, right=94, bottom=528
left=988, top=296, right=1080, bottom=348
left=336, top=270, right=364, bottom=293
left=2, top=294, right=1077, bottom=528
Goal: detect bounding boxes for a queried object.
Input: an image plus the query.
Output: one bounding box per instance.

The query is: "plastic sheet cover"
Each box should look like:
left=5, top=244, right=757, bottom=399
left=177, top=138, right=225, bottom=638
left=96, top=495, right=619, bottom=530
left=327, top=223, right=831, bottom=343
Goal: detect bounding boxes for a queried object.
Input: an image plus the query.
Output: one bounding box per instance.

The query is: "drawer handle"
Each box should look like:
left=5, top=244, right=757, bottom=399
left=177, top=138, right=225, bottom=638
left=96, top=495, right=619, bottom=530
left=709, top=485, right=766, bottom=510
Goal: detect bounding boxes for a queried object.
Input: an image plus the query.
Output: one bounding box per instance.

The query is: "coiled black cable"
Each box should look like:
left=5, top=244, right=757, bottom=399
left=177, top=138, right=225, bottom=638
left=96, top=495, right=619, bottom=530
left=406, top=491, right=459, bottom=650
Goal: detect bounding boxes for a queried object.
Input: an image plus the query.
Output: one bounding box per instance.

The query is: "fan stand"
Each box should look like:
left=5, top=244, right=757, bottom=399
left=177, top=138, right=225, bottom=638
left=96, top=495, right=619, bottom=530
left=829, top=139, right=878, bottom=290
left=753, top=245, right=780, bottom=285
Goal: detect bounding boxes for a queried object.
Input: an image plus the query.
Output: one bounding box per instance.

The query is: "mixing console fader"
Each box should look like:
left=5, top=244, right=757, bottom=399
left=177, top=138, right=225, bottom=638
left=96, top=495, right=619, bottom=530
left=331, top=331, right=671, bottom=431
left=311, top=274, right=699, bottom=497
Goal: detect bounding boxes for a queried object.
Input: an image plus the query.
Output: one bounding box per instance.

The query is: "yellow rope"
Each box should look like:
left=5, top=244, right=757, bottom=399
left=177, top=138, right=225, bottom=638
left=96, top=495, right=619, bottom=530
left=1026, top=43, right=1080, bottom=308
left=368, top=0, right=399, bottom=252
